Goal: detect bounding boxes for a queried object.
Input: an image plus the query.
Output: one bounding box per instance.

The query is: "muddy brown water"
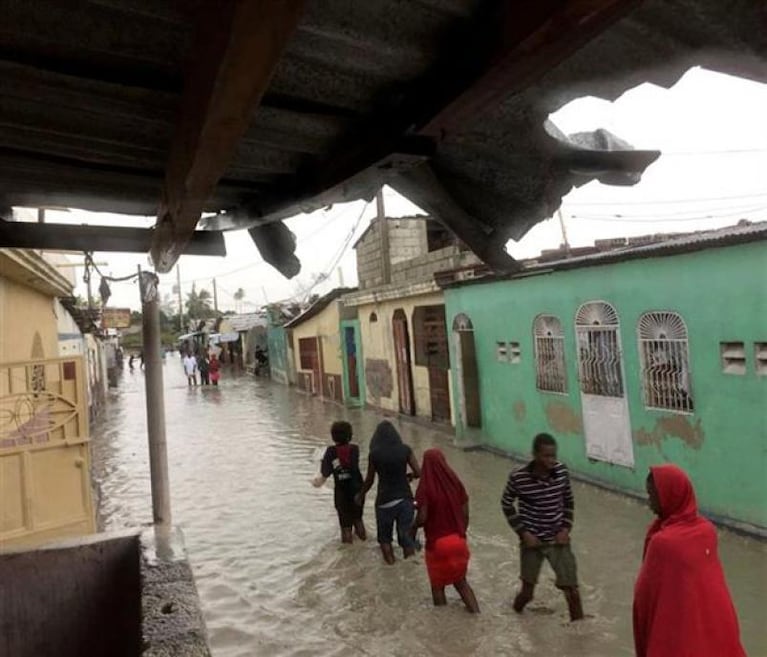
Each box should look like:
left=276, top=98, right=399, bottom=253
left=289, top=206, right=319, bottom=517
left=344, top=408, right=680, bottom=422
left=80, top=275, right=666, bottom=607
left=92, top=363, right=767, bottom=657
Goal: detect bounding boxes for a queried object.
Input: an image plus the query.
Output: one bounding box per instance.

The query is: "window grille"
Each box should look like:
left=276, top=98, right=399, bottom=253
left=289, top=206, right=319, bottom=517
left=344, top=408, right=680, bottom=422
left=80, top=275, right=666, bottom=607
left=575, top=302, right=623, bottom=397
left=508, top=342, right=521, bottom=364
left=638, top=312, right=693, bottom=412
left=534, top=315, right=566, bottom=393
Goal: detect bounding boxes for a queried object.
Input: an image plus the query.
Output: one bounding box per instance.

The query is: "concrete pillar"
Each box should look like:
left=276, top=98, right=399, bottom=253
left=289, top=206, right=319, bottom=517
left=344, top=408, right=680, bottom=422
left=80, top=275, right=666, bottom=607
left=139, top=269, right=172, bottom=527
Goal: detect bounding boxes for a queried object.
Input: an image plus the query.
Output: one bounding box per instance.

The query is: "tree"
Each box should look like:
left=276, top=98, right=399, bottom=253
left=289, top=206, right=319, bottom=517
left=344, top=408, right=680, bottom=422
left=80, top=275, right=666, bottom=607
left=186, top=284, right=214, bottom=319
left=234, top=287, right=245, bottom=313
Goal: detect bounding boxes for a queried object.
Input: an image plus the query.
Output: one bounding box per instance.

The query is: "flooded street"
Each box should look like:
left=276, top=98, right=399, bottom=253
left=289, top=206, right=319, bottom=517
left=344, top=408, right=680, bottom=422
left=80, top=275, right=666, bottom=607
left=92, top=363, right=767, bottom=657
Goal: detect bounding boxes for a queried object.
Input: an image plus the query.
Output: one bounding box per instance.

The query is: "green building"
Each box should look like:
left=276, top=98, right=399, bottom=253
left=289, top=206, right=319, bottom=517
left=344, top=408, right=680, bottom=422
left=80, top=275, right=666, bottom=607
left=441, top=223, right=767, bottom=534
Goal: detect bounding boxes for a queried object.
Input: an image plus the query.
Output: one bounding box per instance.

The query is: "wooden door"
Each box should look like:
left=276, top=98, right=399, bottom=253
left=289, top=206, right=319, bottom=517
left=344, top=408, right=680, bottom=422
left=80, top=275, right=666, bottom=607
left=428, top=367, right=451, bottom=422
left=453, top=314, right=481, bottom=428
left=344, top=326, right=360, bottom=399
left=392, top=310, right=414, bottom=415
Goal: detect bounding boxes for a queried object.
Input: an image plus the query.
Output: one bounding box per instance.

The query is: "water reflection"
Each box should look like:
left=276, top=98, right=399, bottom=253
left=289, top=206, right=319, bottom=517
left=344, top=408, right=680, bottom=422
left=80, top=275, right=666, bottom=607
left=92, top=364, right=767, bottom=657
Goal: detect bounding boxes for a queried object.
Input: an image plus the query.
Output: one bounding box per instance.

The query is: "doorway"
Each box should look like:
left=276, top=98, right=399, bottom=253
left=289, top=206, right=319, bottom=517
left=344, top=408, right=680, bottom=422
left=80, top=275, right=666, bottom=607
left=341, top=320, right=364, bottom=406
left=574, top=301, right=634, bottom=467
left=392, top=309, right=415, bottom=415
left=453, top=314, right=481, bottom=428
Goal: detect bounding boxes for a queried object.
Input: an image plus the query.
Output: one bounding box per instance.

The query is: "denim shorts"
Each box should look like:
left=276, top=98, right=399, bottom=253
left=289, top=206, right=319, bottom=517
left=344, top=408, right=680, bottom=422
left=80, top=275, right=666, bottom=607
left=376, top=498, right=416, bottom=548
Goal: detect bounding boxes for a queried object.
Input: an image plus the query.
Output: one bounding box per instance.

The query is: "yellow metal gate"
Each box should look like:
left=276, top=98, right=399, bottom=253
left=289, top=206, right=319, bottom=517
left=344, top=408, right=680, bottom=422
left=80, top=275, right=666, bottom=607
left=0, top=356, right=95, bottom=549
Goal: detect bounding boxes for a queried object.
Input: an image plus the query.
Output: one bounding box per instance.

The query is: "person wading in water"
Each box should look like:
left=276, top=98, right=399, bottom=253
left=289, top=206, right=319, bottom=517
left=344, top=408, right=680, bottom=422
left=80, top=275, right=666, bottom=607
left=501, top=433, right=584, bottom=621
left=413, top=448, right=479, bottom=613
left=315, top=421, right=367, bottom=544
left=356, top=420, right=420, bottom=564
left=633, top=465, right=745, bottom=657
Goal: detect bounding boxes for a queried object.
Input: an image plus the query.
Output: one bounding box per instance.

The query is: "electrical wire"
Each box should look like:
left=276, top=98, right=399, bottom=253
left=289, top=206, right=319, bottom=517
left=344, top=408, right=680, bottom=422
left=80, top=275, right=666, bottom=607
left=177, top=203, right=361, bottom=285
left=565, top=192, right=767, bottom=207
left=84, top=251, right=138, bottom=282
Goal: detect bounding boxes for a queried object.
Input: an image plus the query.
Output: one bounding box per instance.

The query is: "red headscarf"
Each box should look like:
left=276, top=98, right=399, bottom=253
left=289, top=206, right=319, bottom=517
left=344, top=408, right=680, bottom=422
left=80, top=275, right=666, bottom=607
left=415, top=449, right=468, bottom=548
left=633, top=465, right=745, bottom=657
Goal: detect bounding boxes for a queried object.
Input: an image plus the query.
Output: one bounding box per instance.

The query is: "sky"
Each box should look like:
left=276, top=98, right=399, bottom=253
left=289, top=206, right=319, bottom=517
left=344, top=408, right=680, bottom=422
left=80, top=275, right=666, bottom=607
left=14, top=67, right=767, bottom=312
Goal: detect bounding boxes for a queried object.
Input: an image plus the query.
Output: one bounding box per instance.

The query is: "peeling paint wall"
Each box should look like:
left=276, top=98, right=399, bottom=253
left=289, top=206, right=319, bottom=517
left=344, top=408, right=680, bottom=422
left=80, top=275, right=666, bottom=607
left=444, top=242, right=767, bottom=530
left=355, top=291, right=454, bottom=423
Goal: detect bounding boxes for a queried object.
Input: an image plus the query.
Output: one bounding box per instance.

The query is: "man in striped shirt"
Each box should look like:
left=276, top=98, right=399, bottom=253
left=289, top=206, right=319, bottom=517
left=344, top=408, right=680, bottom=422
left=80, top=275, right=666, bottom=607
left=501, top=433, right=584, bottom=621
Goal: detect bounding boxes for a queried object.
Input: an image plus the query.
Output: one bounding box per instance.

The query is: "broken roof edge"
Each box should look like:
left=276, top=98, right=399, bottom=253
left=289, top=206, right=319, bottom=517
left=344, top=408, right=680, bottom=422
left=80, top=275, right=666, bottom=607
left=437, top=221, right=767, bottom=291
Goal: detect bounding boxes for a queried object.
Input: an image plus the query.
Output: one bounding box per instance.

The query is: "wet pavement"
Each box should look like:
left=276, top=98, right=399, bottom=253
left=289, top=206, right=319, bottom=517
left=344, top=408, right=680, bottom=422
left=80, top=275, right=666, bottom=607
left=92, top=362, right=767, bottom=657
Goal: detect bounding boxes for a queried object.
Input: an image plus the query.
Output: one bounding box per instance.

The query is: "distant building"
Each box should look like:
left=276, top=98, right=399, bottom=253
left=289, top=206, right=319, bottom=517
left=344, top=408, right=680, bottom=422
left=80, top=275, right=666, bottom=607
left=285, top=288, right=357, bottom=404
left=438, top=221, right=767, bottom=534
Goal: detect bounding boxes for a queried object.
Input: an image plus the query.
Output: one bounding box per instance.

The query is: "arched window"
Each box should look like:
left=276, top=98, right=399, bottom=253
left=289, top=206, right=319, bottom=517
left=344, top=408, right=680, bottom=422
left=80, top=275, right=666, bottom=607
left=534, top=315, right=567, bottom=393
left=638, top=311, right=693, bottom=412
left=369, top=312, right=378, bottom=323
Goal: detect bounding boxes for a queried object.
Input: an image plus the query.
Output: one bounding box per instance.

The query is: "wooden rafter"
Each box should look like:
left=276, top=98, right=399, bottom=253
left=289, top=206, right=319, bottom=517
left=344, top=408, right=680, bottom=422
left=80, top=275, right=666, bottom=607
left=150, top=0, right=305, bottom=273
left=0, top=220, right=226, bottom=256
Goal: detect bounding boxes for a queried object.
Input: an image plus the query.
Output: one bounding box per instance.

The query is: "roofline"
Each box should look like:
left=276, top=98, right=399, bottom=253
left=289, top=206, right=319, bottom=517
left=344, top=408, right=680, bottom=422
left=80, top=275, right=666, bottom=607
left=0, top=248, right=74, bottom=297
left=283, top=287, right=358, bottom=328
left=351, top=214, right=431, bottom=250
left=439, top=223, right=767, bottom=291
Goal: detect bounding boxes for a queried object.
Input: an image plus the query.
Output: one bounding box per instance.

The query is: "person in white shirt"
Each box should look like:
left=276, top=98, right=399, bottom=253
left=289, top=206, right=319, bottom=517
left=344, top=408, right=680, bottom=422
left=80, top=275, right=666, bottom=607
left=183, top=352, right=198, bottom=386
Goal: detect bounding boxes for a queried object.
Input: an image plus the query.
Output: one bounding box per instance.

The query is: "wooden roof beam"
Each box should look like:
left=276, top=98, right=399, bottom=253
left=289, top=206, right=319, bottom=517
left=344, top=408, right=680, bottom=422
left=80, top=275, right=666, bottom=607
left=0, top=220, right=226, bottom=257
left=150, top=0, right=305, bottom=273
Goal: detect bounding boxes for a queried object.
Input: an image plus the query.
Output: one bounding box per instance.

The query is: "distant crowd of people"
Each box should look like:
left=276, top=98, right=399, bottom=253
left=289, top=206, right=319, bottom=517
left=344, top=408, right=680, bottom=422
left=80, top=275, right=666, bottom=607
left=181, top=350, right=221, bottom=387
left=313, top=421, right=746, bottom=656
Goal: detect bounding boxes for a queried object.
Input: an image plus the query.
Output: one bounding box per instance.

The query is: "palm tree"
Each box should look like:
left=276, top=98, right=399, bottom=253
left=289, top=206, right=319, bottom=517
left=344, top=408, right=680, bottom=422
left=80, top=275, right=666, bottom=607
left=186, top=284, right=214, bottom=319
left=234, top=287, right=245, bottom=313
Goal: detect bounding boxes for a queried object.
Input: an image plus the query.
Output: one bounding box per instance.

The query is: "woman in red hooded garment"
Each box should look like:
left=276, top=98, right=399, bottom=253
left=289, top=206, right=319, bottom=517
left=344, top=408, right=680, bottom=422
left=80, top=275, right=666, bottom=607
left=634, top=464, right=746, bottom=657
left=413, top=448, right=479, bottom=613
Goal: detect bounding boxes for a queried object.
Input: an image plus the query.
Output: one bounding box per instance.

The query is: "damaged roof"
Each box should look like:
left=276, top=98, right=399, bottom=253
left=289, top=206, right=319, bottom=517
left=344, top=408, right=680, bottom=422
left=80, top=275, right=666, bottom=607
left=0, top=1, right=764, bottom=276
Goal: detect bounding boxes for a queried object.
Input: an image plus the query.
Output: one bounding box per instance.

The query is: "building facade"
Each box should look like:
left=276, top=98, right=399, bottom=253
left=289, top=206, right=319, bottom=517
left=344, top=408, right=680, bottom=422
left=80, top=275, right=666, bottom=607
left=1, top=248, right=96, bottom=548
left=286, top=288, right=356, bottom=404
left=441, top=224, right=767, bottom=532
left=343, top=215, right=481, bottom=424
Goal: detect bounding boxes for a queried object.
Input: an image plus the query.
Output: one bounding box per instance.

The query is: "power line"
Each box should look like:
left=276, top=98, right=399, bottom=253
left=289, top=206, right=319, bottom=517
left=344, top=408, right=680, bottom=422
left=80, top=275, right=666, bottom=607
left=283, top=201, right=371, bottom=304
left=177, top=203, right=361, bottom=285
left=569, top=208, right=767, bottom=223
left=567, top=192, right=767, bottom=206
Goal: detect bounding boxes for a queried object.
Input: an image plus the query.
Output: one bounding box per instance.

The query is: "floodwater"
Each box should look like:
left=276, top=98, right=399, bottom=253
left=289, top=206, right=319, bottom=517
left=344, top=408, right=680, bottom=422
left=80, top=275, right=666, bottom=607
left=92, top=362, right=767, bottom=657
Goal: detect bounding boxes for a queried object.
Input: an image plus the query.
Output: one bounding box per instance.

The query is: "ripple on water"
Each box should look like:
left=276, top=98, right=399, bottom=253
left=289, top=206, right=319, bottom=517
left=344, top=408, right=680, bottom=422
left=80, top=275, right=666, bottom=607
left=91, top=367, right=767, bottom=657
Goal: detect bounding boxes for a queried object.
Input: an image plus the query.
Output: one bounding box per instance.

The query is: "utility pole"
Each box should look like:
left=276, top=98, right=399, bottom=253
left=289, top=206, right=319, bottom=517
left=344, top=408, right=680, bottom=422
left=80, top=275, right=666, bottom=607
left=139, top=266, right=172, bottom=528
left=557, top=208, right=571, bottom=257
left=176, top=265, right=183, bottom=332
left=212, top=278, right=219, bottom=313
left=376, top=188, right=391, bottom=284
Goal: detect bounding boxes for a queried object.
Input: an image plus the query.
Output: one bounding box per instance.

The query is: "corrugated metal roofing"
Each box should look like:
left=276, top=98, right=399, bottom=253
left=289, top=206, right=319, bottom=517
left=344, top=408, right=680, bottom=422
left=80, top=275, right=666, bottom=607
left=440, top=221, right=767, bottom=289
left=283, top=287, right=357, bottom=328
left=0, top=1, right=764, bottom=274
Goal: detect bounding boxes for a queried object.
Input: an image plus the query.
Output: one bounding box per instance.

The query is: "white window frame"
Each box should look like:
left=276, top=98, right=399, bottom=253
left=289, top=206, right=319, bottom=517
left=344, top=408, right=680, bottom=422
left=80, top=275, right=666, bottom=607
left=637, top=311, right=694, bottom=413
left=533, top=314, right=567, bottom=394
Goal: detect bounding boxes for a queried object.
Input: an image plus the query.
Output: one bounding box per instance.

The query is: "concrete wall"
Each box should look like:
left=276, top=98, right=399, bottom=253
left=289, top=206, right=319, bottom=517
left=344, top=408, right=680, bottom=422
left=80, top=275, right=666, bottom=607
left=387, top=218, right=428, bottom=265
left=444, top=242, right=767, bottom=530
left=0, top=276, right=59, bottom=364
left=0, top=529, right=211, bottom=657
left=267, top=326, right=290, bottom=385
left=355, top=220, right=386, bottom=289
left=390, top=245, right=476, bottom=285
left=357, top=291, right=453, bottom=422
left=291, top=301, right=344, bottom=377
left=1, top=534, right=142, bottom=657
